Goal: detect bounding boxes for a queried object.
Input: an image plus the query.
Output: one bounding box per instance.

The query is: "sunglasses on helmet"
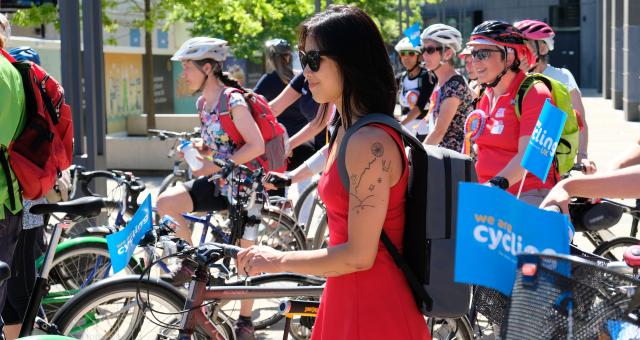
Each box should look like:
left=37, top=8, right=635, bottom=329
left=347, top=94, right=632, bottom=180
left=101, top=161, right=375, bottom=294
left=299, top=50, right=327, bottom=72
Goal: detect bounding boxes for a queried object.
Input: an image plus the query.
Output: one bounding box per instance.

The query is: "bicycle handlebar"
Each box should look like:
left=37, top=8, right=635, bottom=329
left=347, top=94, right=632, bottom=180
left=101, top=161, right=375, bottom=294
left=148, top=128, right=200, bottom=141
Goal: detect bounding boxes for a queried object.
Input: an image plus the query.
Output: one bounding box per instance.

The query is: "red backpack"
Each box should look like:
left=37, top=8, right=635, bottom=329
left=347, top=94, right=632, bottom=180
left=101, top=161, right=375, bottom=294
left=216, top=87, right=288, bottom=173
left=0, top=50, right=73, bottom=205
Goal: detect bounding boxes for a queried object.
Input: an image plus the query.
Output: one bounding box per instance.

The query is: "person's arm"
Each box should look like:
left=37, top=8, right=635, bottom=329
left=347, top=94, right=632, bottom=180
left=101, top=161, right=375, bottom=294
left=423, top=96, right=461, bottom=145
left=269, top=85, right=301, bottom=117
left=263, top=144, right=328, bottom=190
left=238, top=127, right=402, bottom=276
left=193, top=102, right=265, bottom=177
left=400, top=106, right=422, bottom=125
left=569, top=89, right=596, bottom=174
left=288, top=106, right=331, bottom=150
left=541, top=165, right=640, bottom=212
left=610, top=137, right=640, bottom=170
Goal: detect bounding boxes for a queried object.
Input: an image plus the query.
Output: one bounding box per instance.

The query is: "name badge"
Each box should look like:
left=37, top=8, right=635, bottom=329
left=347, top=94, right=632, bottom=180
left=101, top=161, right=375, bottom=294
left=491, top=120, right=504, bottom=135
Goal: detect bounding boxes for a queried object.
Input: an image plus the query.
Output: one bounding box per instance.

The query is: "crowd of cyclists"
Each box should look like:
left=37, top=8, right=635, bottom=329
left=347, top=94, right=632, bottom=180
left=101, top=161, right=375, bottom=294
left=1, top=4, right=640, bottom=339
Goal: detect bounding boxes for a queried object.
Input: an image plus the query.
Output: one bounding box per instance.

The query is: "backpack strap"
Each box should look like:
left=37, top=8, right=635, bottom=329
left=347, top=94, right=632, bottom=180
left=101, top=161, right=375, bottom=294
left=0, top=148, right=16, bottom=211
left=216, top=87, right=245, bottom=146
left=514, top=74, right=553, bottom=119
left=335, top=113, right=434, bottom=310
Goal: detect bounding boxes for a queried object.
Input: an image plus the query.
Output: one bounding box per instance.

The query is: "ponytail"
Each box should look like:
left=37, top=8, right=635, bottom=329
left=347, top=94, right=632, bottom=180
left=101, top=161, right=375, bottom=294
left=215, top=69, right=246, bottom=91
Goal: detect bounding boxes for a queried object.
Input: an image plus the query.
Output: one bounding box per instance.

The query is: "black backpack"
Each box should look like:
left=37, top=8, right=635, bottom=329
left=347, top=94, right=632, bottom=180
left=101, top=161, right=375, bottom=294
left=337, top=114, right=476, bottom=318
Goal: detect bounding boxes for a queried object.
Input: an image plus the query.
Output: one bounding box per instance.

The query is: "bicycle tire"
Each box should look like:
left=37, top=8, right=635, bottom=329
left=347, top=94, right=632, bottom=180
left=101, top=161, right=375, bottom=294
left=293, top=179, right=319, bottom=221
left=40, top=239, right=141, bottom=319
left=593, top=236, right=640, bottom=261
left=52, top=275, right=234, bottom=339
left=158, top=173, right=188, bottom=197
left=427, top=316, right=474, bottom=340
left=259, top=209, right=307, bottom=251
left=224, top=273, right=325, bottom=330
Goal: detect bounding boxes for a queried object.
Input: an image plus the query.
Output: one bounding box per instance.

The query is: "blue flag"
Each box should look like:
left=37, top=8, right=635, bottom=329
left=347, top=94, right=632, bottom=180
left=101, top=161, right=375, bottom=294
left=454, top=183, right=570, bottom=295
left=106, top=194, right=153, bottom=273
left=521, top=99, right=567, bottom=182
left=403, top=22, right=421, bottom=47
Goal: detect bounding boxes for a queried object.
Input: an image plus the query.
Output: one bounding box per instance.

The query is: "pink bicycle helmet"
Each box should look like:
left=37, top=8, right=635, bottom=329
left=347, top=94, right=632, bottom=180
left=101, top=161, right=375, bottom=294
left=514, top=20, right=555, bottom=50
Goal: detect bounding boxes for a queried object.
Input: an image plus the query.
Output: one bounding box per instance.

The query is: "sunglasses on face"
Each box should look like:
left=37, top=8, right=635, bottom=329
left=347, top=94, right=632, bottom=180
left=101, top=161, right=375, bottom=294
left=471, top=49, right=504, bottom=61
left=399, top=51, right=419, bottom=57
left=422, top=46, right=441, bottom=55
left=299, top=50, right=327, bottom=72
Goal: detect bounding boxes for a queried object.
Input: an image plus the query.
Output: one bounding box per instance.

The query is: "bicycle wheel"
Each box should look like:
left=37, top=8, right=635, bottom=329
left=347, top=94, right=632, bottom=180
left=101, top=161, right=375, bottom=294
left=52, top=276, right=233, bottom=340
left=258, top=209, right=307, bottom=251
left=221, top=273, right=325, bottom=331
left=158, top=173, right=188, bottom=197
left=427, top=316, right=474, bottom=340
left=311, top=213, right=328, bottom=250
left=293, top=179, right=318, bottom=221
left=593, top=236, right=640, bottom=260
left=41, top=238, right=141, bottom=319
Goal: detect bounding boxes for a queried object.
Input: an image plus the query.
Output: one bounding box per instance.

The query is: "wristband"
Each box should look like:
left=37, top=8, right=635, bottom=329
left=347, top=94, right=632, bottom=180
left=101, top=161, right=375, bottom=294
left=488, top=176, right=509, bottom=190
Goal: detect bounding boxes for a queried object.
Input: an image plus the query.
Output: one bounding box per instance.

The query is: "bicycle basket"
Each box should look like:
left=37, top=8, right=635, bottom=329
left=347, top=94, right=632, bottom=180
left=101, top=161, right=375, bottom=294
left=472, top=285, right=509, bottom=327
left=502, top=253, right=640, bottom=340
left=569, top=199, right=624, bottom=232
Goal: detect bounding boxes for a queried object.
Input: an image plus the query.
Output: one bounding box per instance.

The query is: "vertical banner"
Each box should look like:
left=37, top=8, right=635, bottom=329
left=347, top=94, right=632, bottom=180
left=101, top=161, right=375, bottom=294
left=521, top=99, right=567, bottom=182
left=106, top=194, right=153, bottom=273
left=403, top=22, right=422, bottom=47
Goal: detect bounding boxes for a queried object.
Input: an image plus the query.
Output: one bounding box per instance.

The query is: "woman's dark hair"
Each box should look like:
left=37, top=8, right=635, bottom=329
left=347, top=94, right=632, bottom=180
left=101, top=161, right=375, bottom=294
left=194, top=59, right=246, bottom=91
left=267, top=53, right=294, bottom=84
left=299, top=5, right=397, bottom=128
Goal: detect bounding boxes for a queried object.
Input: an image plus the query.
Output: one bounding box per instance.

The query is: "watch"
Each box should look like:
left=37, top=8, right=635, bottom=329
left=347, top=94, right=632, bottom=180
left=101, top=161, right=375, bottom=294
left=488, top=176, right=509, bottom=190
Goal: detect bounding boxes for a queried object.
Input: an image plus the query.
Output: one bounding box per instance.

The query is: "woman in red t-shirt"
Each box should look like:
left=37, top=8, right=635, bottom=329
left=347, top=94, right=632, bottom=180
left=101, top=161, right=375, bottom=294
left=238, top=5, right=430, bottom=340
left=466, top=20, right=554, bottom=206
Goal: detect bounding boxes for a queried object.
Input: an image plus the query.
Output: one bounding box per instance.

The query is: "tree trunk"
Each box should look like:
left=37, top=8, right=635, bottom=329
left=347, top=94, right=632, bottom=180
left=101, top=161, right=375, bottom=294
left=144, top=0, right=156, bottom=132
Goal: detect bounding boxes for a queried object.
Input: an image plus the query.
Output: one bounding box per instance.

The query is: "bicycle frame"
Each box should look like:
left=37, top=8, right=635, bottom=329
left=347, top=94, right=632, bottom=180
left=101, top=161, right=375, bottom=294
left=177, top=267, right=324, bottom=339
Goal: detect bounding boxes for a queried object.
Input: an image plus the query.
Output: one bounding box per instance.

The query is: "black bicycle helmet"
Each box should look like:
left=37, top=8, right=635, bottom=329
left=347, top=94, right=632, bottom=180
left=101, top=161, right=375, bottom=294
left=265, top=38, right=291, bottom=56
left=470, top=20, right=526, bottom=46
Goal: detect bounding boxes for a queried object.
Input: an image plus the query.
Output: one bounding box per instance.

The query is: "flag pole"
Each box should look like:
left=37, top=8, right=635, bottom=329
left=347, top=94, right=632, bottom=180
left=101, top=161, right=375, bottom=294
left=516, top=171, right=528, bottom=199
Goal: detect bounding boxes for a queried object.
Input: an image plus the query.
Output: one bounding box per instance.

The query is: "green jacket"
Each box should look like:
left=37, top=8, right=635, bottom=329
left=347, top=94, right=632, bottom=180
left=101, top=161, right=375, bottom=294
left=0, top=53, right=26, bottom=219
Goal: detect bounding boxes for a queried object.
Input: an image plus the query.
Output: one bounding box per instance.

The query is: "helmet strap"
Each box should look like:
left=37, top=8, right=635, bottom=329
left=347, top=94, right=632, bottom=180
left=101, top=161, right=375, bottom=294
left=483, top=47, right=509, bottom=88
left=193, top=62, right=211, bottom=96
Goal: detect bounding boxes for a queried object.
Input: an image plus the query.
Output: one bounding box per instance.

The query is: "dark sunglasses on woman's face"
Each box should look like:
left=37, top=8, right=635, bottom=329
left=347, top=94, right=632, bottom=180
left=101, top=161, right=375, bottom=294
left=399, top=51, right=419, bottom=57
left=421, top=46, right=441, bottom=55
left=299, top=50, right=326, bottom=72
left=471, top=49, right=503, bottom=61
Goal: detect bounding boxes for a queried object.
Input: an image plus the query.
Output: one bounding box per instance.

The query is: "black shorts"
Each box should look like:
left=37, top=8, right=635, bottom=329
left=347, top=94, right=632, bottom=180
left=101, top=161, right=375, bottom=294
left=183, top=176, right=229, bottom=212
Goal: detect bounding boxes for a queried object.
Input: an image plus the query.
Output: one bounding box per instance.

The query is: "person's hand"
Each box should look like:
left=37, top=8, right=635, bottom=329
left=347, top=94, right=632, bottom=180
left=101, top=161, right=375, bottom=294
left=262, top=172, right=292, bottom=190
left=191, top=157, right=220, bottom=177
left=577, top=156, right=597, bottom=175
left=237, top=245, right=284, bottom=276
left=540, top=182, right=571, bottom=214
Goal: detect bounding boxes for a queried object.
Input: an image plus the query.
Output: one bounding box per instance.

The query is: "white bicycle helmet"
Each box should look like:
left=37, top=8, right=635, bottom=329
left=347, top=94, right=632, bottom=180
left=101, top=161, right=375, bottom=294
left=394, top=37, right=421, bottom=53
left=420, top=24, right=463, bottom=52
left=171, top=37, right=229, bottom=62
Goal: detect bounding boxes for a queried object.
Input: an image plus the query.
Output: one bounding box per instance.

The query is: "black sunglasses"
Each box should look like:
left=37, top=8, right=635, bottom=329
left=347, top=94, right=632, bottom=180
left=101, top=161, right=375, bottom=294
left=299, top=50, right=327, bottom=72
left=471, top=49, right=504, bottom=61
left=422, top=46, right=441, bottom=55
left=399, top=50, right=419, bottom=57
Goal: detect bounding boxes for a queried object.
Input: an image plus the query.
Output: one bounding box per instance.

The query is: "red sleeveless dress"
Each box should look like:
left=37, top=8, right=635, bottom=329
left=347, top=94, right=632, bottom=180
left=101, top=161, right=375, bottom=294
left=312, top=125, right=431, bottom=340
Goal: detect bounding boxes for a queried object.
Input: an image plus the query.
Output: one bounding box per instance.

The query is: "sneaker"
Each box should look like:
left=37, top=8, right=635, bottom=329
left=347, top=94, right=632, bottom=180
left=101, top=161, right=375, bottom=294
left=165, top=258, right=197, bottom=286
left=234, top=318, right=256, bottom=340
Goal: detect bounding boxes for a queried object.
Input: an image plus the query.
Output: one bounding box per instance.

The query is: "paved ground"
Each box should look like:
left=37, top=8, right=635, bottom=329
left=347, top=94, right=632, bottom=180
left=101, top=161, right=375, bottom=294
left=126, top=90, right=639, bottom=339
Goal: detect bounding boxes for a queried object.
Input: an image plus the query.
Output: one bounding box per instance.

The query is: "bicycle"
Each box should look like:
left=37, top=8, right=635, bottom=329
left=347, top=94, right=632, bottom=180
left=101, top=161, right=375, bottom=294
left=50, top=242, right=325, bottom=339
left=147, top=128, right=201, bottom=196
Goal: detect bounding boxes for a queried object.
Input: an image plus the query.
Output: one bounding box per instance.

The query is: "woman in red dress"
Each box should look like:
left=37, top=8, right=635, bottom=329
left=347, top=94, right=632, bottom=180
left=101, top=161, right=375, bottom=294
left=238, top=5, right=430, bottom=340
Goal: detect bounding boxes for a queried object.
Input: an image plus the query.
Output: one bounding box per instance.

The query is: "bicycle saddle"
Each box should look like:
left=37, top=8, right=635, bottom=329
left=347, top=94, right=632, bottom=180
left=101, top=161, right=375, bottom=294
left=30, top=196, right=117, bottom=218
